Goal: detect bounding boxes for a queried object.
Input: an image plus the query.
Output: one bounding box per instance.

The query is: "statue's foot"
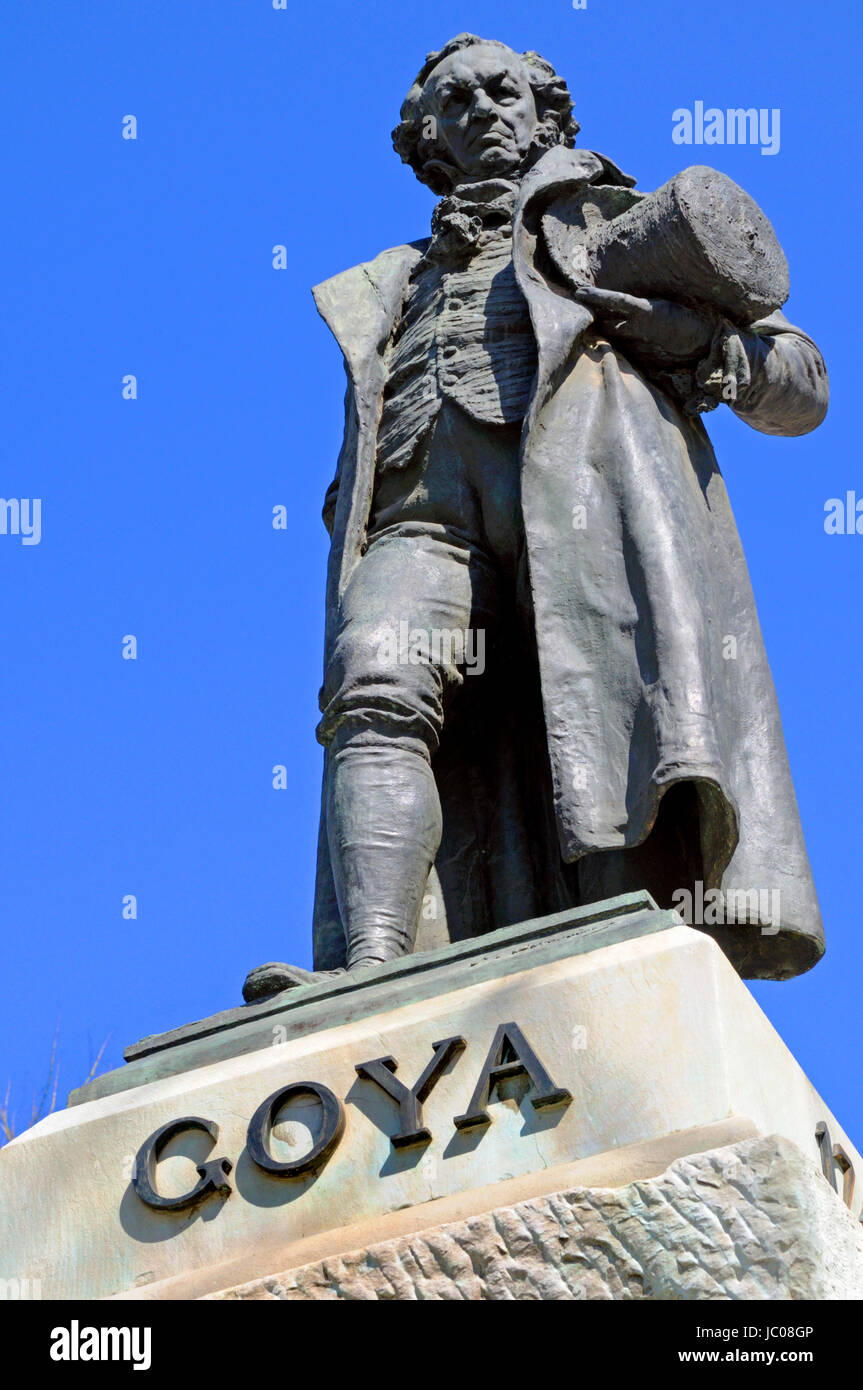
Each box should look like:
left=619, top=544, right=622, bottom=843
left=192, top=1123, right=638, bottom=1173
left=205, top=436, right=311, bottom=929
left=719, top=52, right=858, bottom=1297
left=242, top=961, right=346, bottom=1004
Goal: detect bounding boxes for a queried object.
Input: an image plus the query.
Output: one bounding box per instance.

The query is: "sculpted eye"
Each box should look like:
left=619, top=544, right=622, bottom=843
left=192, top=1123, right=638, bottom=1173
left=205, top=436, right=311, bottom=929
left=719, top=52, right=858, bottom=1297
left=442, top=88, right=469, bottom=110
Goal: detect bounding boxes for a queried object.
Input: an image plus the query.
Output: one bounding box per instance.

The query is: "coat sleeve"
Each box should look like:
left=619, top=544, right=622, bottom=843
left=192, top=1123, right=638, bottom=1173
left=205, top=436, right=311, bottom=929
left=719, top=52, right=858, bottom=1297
left=729, top=311, right=829, bottom=437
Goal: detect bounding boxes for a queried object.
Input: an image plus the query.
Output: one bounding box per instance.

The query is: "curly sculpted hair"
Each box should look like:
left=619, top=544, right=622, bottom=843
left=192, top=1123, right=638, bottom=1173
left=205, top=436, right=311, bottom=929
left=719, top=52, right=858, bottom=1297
left=392, top=34, right=580, bottom=194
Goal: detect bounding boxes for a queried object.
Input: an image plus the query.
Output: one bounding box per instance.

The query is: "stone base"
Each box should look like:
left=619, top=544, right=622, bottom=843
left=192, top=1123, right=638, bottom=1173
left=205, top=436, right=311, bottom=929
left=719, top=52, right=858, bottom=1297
left=1, top=893, right=859, bottom=1301
left=209, top=1134, right=863, bottom=1301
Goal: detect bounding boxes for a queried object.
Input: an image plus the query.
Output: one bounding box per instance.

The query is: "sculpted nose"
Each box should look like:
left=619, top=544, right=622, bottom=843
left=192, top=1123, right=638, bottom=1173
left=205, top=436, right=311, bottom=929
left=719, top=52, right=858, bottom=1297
left=472, top=88, right=495, bottom=117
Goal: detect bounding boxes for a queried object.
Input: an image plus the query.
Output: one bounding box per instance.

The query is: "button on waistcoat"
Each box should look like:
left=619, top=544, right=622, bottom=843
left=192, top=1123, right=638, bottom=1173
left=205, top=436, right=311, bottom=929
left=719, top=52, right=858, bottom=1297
left=376, top=223, right=537, bottom=474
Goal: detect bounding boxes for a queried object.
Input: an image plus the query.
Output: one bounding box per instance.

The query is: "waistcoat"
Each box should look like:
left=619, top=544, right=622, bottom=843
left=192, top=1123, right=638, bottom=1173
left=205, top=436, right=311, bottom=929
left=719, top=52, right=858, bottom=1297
left=376, top=213, right=537, bottom=474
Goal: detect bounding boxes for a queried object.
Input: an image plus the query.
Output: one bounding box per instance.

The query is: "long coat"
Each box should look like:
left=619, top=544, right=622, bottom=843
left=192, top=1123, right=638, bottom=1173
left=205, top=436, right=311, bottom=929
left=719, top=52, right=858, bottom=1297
left=310, top=146, right=829, bottom=980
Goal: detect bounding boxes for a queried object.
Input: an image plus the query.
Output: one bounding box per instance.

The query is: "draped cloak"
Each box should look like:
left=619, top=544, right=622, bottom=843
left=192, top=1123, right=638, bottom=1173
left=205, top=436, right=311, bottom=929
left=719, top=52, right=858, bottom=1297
left=309, top=146, right=829, bottom=980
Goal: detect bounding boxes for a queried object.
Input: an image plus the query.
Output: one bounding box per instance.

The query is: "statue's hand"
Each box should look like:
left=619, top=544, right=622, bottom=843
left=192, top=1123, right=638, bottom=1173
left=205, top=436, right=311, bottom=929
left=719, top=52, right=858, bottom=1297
left=569, top=284, right=715, bottom=366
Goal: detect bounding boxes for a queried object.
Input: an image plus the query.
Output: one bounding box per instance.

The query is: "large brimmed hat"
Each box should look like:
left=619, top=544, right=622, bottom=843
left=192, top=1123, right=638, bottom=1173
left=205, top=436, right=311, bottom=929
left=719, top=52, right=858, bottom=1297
left=545, top=165, right=789, bottom=323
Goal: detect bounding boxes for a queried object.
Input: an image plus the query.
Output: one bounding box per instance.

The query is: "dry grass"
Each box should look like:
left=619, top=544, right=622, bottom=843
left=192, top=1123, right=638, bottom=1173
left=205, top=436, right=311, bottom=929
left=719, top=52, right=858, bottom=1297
left=1, top=1022, right=110, bottom=1145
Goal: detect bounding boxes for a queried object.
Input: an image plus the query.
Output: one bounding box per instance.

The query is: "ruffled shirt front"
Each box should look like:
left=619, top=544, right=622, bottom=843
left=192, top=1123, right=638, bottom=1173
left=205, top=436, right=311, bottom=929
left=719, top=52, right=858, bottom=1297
left=375, top=179, right=537, bottom=473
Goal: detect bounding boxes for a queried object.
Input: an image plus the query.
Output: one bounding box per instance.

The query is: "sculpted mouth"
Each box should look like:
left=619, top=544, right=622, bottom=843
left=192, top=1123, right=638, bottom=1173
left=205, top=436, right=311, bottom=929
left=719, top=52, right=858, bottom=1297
left=474, top=129, right=513, bottom=149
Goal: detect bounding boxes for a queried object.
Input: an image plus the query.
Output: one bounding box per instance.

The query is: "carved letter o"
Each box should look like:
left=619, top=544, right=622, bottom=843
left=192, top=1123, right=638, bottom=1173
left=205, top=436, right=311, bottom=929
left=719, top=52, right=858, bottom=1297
left=247, top=1082, right=345, bottom=1179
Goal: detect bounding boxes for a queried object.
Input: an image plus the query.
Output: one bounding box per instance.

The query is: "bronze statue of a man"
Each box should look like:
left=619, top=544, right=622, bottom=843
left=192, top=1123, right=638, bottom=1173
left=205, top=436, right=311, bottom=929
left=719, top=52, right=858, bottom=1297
left=244, top=34, right=828, bottom=1001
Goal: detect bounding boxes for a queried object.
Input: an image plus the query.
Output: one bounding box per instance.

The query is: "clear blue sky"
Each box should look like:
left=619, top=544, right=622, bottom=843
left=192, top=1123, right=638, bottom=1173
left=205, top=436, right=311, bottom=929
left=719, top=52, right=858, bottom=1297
left=1, top=0, right=860, bottom=1143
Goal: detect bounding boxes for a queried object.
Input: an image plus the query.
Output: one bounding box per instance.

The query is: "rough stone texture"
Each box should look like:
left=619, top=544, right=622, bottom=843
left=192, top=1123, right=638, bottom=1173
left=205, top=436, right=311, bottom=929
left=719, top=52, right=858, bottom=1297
left=210, top=1136, right=863, bottom=1301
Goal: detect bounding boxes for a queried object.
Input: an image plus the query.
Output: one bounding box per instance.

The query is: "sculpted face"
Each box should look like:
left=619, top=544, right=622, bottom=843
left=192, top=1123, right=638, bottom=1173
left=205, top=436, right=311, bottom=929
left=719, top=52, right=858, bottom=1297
left=422, top=44, right=539, bottom=181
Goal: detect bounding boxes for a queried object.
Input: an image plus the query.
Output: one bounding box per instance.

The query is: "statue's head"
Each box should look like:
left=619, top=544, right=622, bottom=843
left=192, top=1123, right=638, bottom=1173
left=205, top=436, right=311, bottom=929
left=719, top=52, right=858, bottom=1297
left=393, top=34, right=579, bottom=195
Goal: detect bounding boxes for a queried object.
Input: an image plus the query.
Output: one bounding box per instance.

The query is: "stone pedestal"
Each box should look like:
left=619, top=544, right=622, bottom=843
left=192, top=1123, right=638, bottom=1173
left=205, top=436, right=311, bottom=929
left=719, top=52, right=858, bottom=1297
left=1, top=892, right=860, bottom=1300
left=209, top=1134, right=863, bottom=1301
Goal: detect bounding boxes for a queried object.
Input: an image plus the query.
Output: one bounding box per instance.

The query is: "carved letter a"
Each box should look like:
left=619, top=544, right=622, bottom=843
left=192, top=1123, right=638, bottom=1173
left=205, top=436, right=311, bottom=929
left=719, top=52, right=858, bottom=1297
left=454, top=1023, right=572, bottom=1131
